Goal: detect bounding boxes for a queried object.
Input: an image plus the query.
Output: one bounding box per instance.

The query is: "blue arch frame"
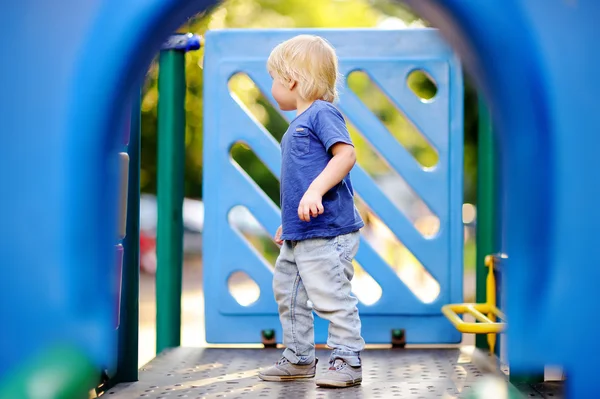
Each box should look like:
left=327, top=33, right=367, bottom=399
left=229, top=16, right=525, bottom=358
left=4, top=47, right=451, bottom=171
left=1, top=1, right=599, bottom=396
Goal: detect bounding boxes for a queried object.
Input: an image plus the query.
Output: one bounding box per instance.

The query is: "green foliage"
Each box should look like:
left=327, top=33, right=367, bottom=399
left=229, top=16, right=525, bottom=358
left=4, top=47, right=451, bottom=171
left=140, top=0, right=478, bottom=203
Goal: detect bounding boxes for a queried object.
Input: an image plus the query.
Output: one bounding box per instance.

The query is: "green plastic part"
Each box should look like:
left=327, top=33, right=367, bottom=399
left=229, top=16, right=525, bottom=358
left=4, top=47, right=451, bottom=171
left=392, top=329, right=404, bottom=339
left=262, top=330, right=275, bottom=340
left=0, top=346, right=97, bottom=399
left=475, top=99, right=497, bottom=352
left=156, top=49, right=186, bottom=354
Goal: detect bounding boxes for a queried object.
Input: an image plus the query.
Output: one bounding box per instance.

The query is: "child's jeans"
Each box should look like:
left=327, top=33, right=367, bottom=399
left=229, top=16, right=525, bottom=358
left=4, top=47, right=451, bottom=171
left=273, top=231, right=365, bottom=367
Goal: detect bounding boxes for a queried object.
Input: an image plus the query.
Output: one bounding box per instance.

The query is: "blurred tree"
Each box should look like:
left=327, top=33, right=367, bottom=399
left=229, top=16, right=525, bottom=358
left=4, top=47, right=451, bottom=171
left=141, top=0, right=478, bottom=204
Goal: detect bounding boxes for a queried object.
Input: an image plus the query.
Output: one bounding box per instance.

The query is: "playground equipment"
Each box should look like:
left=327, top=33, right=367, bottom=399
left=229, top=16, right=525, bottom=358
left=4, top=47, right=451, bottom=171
left=202, top=28, right=464, bottom=345
left=1, top=0, right=599, bottom=398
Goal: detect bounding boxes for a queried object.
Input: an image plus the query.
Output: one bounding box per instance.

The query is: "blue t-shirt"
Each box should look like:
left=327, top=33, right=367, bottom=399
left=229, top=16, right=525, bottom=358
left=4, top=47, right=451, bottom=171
left=280, top=100, right=364, bottom=241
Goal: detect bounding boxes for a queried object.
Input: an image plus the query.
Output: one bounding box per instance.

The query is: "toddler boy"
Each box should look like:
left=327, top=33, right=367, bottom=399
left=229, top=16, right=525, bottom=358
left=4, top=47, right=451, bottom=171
left=258, top=35, right=365, bottom=388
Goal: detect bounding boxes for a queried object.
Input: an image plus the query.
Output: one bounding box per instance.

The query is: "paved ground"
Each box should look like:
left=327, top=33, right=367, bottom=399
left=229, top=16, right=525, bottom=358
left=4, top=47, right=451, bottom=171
left=139, top=256, right=206, bottom=366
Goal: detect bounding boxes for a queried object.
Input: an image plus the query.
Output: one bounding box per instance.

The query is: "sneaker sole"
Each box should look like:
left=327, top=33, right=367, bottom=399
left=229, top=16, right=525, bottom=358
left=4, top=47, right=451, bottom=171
left=259, top=374, right=316, bottom=382
left=316, top=378, right=362, bottom=388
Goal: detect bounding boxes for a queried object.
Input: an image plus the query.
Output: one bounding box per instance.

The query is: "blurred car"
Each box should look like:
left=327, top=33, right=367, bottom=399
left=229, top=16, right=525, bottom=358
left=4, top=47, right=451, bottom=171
left=140, top=194, right=204, bottom=255
left=139, top=230, right=156, bottom=274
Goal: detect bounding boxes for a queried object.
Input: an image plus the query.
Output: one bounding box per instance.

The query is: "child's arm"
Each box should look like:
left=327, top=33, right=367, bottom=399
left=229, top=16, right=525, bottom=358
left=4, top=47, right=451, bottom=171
left=298, top=143, right=356, bottom=222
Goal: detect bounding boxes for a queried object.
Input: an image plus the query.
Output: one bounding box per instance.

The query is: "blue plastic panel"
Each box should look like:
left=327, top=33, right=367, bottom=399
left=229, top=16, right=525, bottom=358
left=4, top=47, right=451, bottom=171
left=203, top=29, right=463, bottom=344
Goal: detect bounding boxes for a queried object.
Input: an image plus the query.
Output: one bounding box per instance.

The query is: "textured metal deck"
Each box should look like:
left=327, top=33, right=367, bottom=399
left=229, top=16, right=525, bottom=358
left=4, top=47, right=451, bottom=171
left=108, top=347, right=498, bottom=398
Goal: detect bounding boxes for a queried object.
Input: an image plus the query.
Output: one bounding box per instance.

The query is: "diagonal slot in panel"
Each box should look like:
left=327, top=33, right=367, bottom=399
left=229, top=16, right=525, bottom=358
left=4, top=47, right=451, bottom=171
left=228, top=72, right=289, bottom=143
left=230, top=141, right=280, bottom=207
left=356, top=196, right=440, bottom=304
left=228, top=205, right=279, bottom=269
left=340, top=93, right=445, bottom=216
left=225, top=101, right=282, bottom=178
left=347, top=121, right=439, bottom=238
left=347, top=70, right=439, bottom=168
left=225, top=161, right=281, bottom=237
left=351, top=167, right=443, bottom=278
left=354, top=235, right=435, bottom=313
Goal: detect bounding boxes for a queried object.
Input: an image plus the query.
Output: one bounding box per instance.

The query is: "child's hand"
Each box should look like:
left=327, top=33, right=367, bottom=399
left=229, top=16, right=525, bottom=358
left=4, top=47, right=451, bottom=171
left=274, top=225, right=283, bottom=245
left=298, top=189, right=324, bottom=222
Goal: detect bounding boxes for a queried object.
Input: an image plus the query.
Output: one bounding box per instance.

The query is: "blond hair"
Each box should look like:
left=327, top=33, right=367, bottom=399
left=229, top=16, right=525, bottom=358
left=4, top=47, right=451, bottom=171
left=267, top=35, right=340, bottom=103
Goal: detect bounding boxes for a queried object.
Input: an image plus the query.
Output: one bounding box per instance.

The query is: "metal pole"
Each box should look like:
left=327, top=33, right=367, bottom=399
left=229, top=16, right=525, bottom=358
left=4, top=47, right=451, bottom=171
left=156, top=33, right=200, bottom=354
left=475, top=98, right=496, bottom=351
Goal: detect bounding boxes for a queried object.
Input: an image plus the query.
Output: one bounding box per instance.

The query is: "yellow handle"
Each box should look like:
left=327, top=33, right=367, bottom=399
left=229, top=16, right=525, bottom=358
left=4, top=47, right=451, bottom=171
left=442, top=254, right=506, bottom=356
left=441, top=303, right=506, bottom=333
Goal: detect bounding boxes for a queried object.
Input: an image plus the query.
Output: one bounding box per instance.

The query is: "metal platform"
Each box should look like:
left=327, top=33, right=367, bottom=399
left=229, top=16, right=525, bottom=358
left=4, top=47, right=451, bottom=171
left=107, top=347, right=508, bottom=398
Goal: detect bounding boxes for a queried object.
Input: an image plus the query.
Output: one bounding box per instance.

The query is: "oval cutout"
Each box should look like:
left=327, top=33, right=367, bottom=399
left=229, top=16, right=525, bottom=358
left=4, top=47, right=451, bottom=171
left=406, top=69, right=438, bottom=101
left=227, top=271, right=261, bottom=306
left=352, top=261, right=383, bottom=306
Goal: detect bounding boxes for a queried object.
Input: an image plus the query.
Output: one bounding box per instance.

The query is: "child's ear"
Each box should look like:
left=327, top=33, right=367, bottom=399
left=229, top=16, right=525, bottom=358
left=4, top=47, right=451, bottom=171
left=288, top=80, right=297, bottom=91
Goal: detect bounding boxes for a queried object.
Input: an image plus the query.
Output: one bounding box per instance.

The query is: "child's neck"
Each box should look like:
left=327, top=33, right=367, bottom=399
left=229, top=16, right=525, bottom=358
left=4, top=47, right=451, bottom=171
left=296, top=99, right=316, bottom=116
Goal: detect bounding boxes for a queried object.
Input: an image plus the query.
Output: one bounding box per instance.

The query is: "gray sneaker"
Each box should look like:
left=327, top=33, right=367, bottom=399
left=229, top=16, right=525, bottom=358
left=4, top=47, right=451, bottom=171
left=258, top=357, right=317, bottom=382
left=316, top=358, right=362, bottom=388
